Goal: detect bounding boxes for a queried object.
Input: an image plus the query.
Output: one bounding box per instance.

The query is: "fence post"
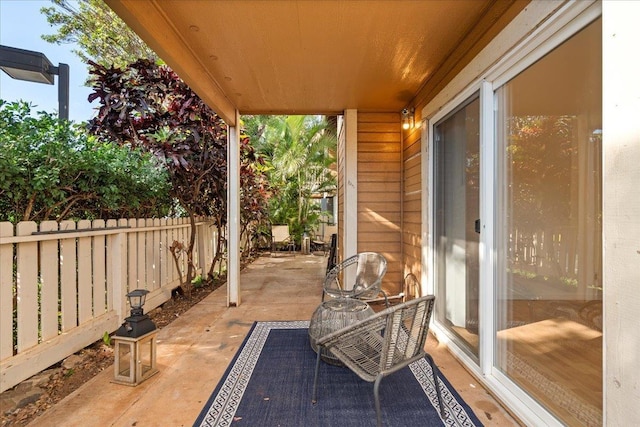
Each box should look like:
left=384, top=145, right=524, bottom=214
left=16, top=222, right=38, bottom=352
left=0, top=222, right=14, bottom=361
left=111, top=219, right=129, bottom=322
left=197, top=219, right=207, bottom=278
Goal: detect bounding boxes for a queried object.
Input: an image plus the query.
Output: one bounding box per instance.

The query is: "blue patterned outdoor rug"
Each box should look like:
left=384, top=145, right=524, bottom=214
left=194, top=321, right=484, bottom=426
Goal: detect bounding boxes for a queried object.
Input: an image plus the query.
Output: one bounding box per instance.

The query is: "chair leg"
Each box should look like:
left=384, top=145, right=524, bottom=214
left=425, top=354, right=446, bottom=419
left=311, top=347, right=322, bottom=404
left=373, top=375, right=383, bottom=427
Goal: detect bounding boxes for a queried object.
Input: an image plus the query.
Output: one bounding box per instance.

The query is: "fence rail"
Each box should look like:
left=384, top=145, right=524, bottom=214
left=0, top=217, right=218, bottom=392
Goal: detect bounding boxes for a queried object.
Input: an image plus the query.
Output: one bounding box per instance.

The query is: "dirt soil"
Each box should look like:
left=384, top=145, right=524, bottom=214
left=1, top=279, right=224, bottom=427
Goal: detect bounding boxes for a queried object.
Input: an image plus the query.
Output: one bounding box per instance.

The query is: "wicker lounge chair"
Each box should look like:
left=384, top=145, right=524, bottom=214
left=322, top=252, right=388, bottom=305
left=311, top=295, right=445, bottom=426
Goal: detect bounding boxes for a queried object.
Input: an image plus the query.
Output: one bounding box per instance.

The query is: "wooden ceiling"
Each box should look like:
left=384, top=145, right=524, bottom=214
left=105, top=0, right=527, bottom=125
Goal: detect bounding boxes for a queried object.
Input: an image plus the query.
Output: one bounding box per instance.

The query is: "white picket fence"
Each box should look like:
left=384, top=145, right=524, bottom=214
left=0, top=217, right=219, bottom=392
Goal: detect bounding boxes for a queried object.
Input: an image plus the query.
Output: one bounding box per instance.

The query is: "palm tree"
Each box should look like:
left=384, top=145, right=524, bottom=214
left=248, top=115, right=336, bottom=242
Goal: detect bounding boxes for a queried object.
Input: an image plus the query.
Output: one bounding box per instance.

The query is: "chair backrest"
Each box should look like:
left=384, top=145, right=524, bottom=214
left=324, top=252, right=387, bottom=299
left=271, top=225, right=290, bottom=243
left=321, top=296, right=435, bottom=376
left=379, top=295, right=434, bottom=370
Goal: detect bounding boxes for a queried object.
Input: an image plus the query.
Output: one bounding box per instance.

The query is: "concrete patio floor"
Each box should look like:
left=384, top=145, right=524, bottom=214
left=28, top=253, right=520, bottom=427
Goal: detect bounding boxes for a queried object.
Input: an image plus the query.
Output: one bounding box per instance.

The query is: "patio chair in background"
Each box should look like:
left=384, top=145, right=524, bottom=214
left=311, top=234, right=329, bottom=255
left=311, top=295, right=445, bottom=427
left=325, top=233, right=337, bottom=273
left=310, top=224, right=336, bottom=256
left=322, top=252, right=388, bottom=305
left=271, top=225, right=294, bottom=255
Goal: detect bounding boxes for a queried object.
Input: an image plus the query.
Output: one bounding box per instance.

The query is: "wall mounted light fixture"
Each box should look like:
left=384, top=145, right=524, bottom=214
left=401, top=108, right=415, bottom=130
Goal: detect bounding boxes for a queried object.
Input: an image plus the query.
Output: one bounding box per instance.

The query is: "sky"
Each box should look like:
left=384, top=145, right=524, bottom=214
left=0, top=0, right=96, bottom=123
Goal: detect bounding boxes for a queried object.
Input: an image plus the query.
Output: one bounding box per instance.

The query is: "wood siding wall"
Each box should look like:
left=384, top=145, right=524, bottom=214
left=402, top=124, right=423, bottom=295
left=357, top=113, right=402, bottom=294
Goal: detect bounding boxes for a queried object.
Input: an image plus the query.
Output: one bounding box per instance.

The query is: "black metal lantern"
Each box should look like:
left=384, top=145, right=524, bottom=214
left=116, top=289, right=156, bottom=338
left=113, top=289, right=158, bottom=386
left=127, top=289, right=148, bottom=316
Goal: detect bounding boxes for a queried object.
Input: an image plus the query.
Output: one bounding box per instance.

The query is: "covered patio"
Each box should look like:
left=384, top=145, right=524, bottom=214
left=11, top=0, right=639, bottom=425
left=27, top=254, right=518, bottom=426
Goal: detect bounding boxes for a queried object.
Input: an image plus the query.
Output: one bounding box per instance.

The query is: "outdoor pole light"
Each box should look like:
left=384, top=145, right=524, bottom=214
left=112, top=289, right=159, bottom=386
left=0, top=45, right=69, bottom=120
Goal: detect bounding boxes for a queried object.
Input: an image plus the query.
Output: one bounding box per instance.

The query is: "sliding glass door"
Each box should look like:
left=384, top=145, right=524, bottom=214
left=495, top=17, right=602, bottom=425
left=433, top=95, right=480, bottom=360
left=429, top=11, right=602, bottom=426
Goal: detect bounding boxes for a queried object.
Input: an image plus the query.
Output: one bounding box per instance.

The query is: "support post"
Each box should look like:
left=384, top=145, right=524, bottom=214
left=56, top=63, right=69, bottom=120
left=227, top=110, right=241, bottom=306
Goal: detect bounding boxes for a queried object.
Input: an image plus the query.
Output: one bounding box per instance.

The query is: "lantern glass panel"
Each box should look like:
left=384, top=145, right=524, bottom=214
left=130, top=296, right=141, bottom=309
left=127, top=289, right=148, bottom=309
left=140, top=339, right=153, bottom=377
left=117, top=341, right=133, bottom=378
